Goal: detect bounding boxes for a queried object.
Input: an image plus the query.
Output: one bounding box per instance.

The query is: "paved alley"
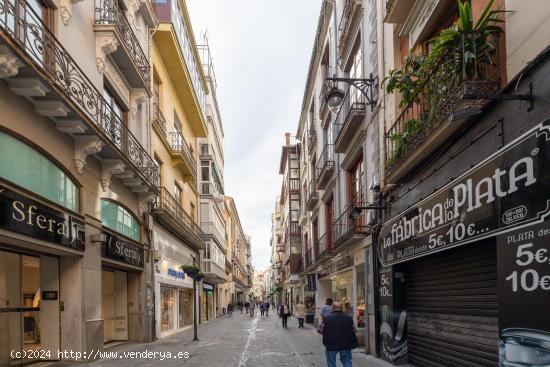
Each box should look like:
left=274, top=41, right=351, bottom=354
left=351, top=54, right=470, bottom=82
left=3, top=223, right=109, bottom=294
left=80, top=312, right=390, bottom=367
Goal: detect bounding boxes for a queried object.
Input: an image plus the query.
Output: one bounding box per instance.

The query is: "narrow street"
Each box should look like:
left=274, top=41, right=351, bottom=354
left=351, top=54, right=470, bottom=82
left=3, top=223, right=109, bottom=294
left=82, top=313, right=389, bottom=367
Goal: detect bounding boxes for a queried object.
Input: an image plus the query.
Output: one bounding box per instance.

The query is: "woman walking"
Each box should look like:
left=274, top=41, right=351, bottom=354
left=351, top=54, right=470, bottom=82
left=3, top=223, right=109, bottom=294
left=294, top=301, right=306, bottom=328
left=279, top=302, right=290, bottom=328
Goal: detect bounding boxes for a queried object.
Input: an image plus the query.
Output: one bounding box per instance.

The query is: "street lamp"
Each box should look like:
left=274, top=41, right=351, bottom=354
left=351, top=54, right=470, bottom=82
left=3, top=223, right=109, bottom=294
left=325, top=73, right=378, bottom=112
left=190, top=256, right=203, bottom=342
left=349, top=204, right=386, bottom=221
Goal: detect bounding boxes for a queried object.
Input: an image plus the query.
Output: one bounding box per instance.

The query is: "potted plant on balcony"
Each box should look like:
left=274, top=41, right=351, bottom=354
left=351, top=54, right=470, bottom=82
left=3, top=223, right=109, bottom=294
left=181, top=264, right=200, bottom=277
left=382, top=0, right=506, bottom=166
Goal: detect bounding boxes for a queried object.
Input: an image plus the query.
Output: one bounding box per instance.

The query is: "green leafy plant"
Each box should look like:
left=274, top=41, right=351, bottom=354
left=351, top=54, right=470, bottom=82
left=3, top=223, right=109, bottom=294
left=181, top=264, right=200, bottom=274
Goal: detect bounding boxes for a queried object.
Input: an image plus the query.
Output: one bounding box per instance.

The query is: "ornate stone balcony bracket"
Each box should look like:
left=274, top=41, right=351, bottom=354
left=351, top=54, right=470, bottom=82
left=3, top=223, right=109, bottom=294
left=101, top=159, right=126, bottom=191
left=0, top=45, right=23, bottom=79
left=74, top=135, right=104, bottom=174
left=95, top=32, right=119, bottom=73
left=60, top=0, right=85, bottom=26
left=138, top=191, right=157, bottom=215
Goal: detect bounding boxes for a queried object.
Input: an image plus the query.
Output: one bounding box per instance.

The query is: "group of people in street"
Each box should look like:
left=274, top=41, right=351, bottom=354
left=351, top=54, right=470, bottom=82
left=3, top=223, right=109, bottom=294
left=226, top=299, right=271, bottom=318
left=228, top=296, right=358, bottom=367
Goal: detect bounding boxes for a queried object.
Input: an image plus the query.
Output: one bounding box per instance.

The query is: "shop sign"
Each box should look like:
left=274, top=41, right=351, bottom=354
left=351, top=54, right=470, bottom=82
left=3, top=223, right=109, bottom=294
left=203, top=283, right=214, bottom=291
left=0, top=185, right=84, bottom=250
left=306, top=274, right=317, bottom=291
left=379, top=121, right=550, bottom=266
left=167, top=268, right=185, bottom=280
left=103, top=232, right=144, bottom=267
left=497, top=221, right=550, bottom=365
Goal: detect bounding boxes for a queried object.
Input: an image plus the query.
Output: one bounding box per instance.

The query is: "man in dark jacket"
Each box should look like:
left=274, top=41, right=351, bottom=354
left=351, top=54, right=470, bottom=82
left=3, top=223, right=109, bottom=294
left=322, top=302, right=358, bottom=367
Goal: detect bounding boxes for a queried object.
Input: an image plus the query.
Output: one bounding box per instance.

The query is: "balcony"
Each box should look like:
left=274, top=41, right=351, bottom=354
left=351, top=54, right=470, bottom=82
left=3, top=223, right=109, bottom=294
left=333, top=201, right=370, bottom=250
left=0, top=0, right=158, bottom=195
left=304, top=246, right=314, bottom=269
left=152, top=103, right=167, bottom=137
left=317, top=232, right=335, bottom=261
left=307, top=123, right=317, bottom=154
left=169, top=132, right=197, bottom=178
left=319, top=66, right=332, bottom=122
left=334, top=85, right=366, bottom=153
left=201, top=221, right=225, bottom=248
left=305, top=178, right=319, bottom=210
left=152, top=187, right=205, bottom=251
left=384, top=0, right=415, bottom=24
left=94, top=0, right=151, bottom=91
left=338, top=0, right=362, bottom=61
left=384, top=32, right=500, bottom=182
left=316, top=144, right=335, bottom=190
left=202, top=259, right=227, bottom=284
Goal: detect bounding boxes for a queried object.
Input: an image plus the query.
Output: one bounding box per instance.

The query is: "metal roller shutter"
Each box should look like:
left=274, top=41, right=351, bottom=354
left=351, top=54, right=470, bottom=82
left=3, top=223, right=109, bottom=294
left=403, top=241, right=499, bottom=367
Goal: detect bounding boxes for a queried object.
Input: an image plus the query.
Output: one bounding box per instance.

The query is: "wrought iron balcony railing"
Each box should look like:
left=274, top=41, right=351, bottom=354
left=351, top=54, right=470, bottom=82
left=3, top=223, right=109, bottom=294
left=306, top=178, right=318, bottom=210
left=384, top=31, right=500, bottom=177
left=154, top=187, right=204, bottom=247
left=152, top=103, right=167, bottom=137
left=333, top=200, right=369, bottom=249
left=318, top=232, right=333, bottom=259
left=304, top=246, right=314, bottom=268
left=307, top=122, right=317, bottom=154
left=169, top=131, right=197, bottom=175
left=316, top=144, right=335, bottom=189
left=333, top=84, right=366, bottom=153
left=0, top=0, right=158, bottom=188
left=95, top=0, right=150, bottom=87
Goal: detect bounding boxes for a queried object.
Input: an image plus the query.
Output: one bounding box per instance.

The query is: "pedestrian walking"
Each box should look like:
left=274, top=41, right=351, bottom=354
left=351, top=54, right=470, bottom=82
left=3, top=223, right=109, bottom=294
left=250, top=300, right=255, bottom=317
left=322, top=302, right=358, bottom=367
left=245, top=301, right=250, bottom=314
left=265, top=302, right=270, bottom=317
left=294, top=301, right=306, bottom=328
left=238, top=301, right=243, bottom=314
left=320, top=298, right=333, bottom=322
left=227, top=303, right=234, bottom=318
left=260, top=302, right=265, bottom=316
left=279, top=302, right=290, bottom=328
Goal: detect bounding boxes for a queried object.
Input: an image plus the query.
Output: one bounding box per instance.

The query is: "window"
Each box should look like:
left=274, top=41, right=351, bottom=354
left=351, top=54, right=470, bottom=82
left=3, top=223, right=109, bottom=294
left=103, top=87, right=125, bottom=149
left=348, top=156, right=364, bottom=203
left=0, top=131, right=79, bottom=211
left=349, top=45, right=363, bottom=103
left=154, top=156, right=162, bottom=187
left=153, top=74, right=161, bottom=107
left=201, top=161, right=209, bottom=181
left=103, top=88, right=124, bottom=122
left=175, top=183, right=182, bottom=205
left=101, top=200, right=140, bottom=241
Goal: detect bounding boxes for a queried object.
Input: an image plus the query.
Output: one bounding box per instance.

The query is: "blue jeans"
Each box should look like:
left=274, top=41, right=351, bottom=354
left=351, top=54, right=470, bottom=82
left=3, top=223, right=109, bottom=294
left=326, top=349, right=352, bottom=367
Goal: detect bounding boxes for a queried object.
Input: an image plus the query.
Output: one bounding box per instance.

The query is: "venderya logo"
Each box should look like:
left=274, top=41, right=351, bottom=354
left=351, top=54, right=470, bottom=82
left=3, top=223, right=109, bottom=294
left=502, top=205, right=527, bottom=225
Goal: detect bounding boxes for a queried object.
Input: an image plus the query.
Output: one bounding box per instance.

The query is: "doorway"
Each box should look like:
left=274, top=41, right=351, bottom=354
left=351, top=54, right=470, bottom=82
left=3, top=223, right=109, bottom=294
left=101, top=269, right=128, bottom=343
left=0, top=250, right=60, bottom=365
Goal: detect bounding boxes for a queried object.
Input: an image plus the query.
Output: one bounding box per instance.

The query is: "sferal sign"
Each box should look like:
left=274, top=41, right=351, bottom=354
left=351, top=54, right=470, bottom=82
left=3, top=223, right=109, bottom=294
left=103, top=232, right=144, bottom=267
left=0, top=185, right=84, bottom=250
left=379, top=121, right=550, bottom=266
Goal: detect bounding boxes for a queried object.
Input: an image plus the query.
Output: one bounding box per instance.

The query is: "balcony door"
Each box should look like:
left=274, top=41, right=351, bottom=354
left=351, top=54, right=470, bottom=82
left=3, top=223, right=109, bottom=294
left=326, top=196, right=334, bottom=252
left=348, top=156, right=365, bottom=231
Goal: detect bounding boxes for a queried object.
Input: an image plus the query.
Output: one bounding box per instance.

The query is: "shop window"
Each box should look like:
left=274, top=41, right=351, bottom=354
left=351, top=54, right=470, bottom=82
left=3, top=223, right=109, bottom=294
left=0, top=131, right=79, bottom=211
left=101, top=199, right=140, bottom=241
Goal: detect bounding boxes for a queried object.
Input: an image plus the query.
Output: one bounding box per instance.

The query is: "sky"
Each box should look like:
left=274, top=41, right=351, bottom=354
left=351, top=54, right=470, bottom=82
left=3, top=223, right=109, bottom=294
left=186, top=0, right=322, bottom=273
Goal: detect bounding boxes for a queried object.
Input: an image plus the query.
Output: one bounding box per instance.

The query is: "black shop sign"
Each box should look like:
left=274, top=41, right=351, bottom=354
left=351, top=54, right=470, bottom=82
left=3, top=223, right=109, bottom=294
left=102, top=231, right=144, bottom=267
left=0, top=185, right=84, bottom=250
left=379, top=121, right=550, bottom=266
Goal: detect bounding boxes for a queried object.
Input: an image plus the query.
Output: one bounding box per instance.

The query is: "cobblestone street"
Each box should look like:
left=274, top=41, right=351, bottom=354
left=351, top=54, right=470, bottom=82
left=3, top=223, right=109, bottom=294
left=80, top=312, right=390, bottom=367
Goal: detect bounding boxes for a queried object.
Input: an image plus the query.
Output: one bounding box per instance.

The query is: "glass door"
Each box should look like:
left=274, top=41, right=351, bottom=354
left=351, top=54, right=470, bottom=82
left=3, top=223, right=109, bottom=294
left=0, top=252, right=43, bottom=366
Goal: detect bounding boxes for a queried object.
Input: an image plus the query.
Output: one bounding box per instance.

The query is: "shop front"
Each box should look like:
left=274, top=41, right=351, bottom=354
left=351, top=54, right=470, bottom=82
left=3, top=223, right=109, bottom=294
left=304, top=273, right=317, bottom=324
left=0, top=181, right=85, bottom=365
left=101, top=230, right=144, bottom=344
left=378, top=121, right=550, bottom=366
left=201, top=283, right=215, bottom=322
left=153, top=224, right=196, bottom=338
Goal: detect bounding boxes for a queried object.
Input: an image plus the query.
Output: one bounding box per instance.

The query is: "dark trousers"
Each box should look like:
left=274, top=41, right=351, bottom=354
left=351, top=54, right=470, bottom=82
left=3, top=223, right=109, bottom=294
left=298, top=318, right=304, bottom=327
left=282, top=315, right=288, bottom=327
left=261, top=309, right=265, bottom=316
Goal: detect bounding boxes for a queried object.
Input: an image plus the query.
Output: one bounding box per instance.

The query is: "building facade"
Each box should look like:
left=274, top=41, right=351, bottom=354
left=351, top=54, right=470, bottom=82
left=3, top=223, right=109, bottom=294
left=0, top=0, right=158, bottom=364
left=377, top=0, right=550, bottom=365
left=149, top=0, right=208, bottom=339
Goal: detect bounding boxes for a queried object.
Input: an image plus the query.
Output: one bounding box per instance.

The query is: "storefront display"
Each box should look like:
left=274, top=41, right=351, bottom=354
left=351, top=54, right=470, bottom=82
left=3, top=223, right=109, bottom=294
left=331, top=270, right=353, bottom=314
left=160, top=286, right=175, bottom=333
left=202, top=283, right=215, bottom=321
left=356, top=266, right=366, bottom=328
left=304, top=291, right=315, bottom=324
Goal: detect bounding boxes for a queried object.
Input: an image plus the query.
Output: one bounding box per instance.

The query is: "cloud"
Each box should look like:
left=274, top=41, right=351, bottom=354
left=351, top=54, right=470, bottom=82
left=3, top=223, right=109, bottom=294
left=187, top=0, right=322, bottom=271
